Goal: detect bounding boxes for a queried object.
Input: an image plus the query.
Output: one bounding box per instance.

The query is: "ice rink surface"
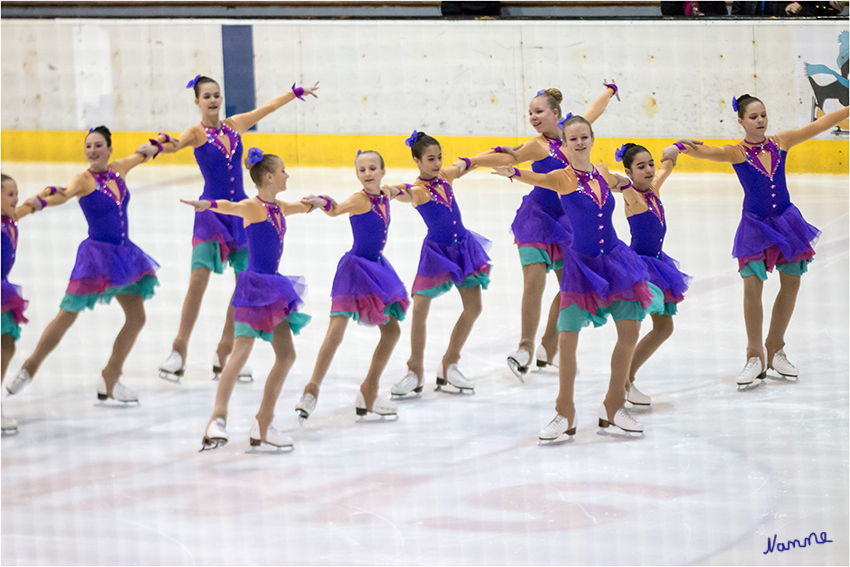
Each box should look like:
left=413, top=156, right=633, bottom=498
left=1, top=163, right=847, bottom=565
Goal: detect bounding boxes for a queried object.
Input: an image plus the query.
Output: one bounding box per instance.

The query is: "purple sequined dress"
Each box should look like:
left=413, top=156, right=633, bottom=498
left=411, top=176, right=492, bottom=296
left=558, top=167, right=652, bottom=320
left=232, top=199, right=310, bottom=338
left=731, top=139, right=819, bottom=272
left=191, top=123, right=249, bottom=264
left=627, top=189, right=691, bottom=307
left=1, top=215, right=28, bottom=339
left=330, top=192, right=410, bottom=326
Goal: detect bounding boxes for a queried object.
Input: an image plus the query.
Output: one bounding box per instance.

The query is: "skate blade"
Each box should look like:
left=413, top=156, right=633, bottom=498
left=537, top=435, right=574, bottom=446
left=94, top=397, right=140, bottom=407
left=1, top=428, right=19, bottom=437
left=766, top=369, right=799, bottom=382
left=434, top=384, right=475, bottom=395
left=158, top=370, right=182, bottom=384
left=247, top=440, right=294, bottom=453
left=389, top=389, right=423, bottom=401
left=507, top=359, right=528, bottom=383
left=199, top=437, right=228, bottom=452
left=237, top=375, right=254, bottom=384
left=355, top=412, right=399, bottom=423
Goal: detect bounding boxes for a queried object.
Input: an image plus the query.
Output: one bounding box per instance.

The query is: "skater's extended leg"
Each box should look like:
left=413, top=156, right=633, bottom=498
left=171, top=266, right=212, bottom=360
left=554, top=330, right=579, bottom=421
left=255, top=322, right=296, bottom=438
left=215, top=275, right=238, bottom=365
left=742, top=274, right=765, bottom=365
left=602, top=319, right=640, bottom=421
left=360, top=317, right=401, bottom=409
left=539, top=269, right=564, bottom=364
left=406, top=294, right=431, bottom=379
left=21, top=309, right=79, bottom=378
left=517, top=262, right=547, bottom=359
left=629, top=313, right=674, bottom=382
left=303, top=315, right=348, bottom=398
left=765, top=271, right=801, bottom=362
left=441, top=286, right=482, bottom=374
left=1, top=334, right=15, bottom=382
left=101, top=294, right=146, bottom=394
left=209, top=336, right=254, bottom=424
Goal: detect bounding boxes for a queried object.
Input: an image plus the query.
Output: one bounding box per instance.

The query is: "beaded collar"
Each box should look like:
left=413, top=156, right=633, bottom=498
left=635, top=188, right=665, bottom=226
left=573, top=166, right=607, bottom=208
left=257, top=197, right=285, bottom=240
left=202, top=122, right=240, bottom=160
left=418, top=176, right=454, bottom=209
left=546, top=137, right=569, bottom=167
left=741, top=138, right=780, bottom=180
left=362, top=190, right=390, bottom=226
left=1, top=215, right=17, bottom=249
left=87, top=168, right=125, bottom=206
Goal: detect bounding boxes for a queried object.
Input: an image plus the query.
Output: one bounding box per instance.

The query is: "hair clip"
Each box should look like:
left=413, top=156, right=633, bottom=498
left=536, top=89, right=546, bottom=96
left=356, top=149, right=363, bottom=159
left=186, top=74, right=201, bottom=89
left=614, top=144, right=628, bottom=162
left=404, top=130, right=419, bottom=148
left=558, top=112, right=573, bottom=128
left=246, top=147, right=264, bottom=166
left=88, top=127, right=94, bottom=134
left=732, top=96, right=739, bottom=112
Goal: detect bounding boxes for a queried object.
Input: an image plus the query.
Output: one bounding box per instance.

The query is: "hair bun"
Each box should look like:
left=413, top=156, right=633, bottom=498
left=544, top=88, right=563, bottom=104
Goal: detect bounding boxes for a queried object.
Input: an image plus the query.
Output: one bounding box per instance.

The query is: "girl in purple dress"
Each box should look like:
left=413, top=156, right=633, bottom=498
left=386, top=132, right=492, bottom=397
left=6, top=127, right=159, bottom=404
left=492, top=116, right=653, bottom=440
left=153, top=76, right=318, bottom=383
left=295, top=150, right=410, bottom=420
left=678, top=98, right=848, bottom=387
left=183, top=148, right=313, bottom=450
left=615, top=142, right=692, bottom=406
left=462, top=82, right=619, bottom=379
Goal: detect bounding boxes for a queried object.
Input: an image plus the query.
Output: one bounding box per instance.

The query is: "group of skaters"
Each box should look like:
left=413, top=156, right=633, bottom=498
left=2, top=74, right=846, bottom=449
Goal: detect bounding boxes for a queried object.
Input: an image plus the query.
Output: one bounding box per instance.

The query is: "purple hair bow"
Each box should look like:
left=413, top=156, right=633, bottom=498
left=246, top=147, right=264, bottom=166
left=186, top=74, right=201, bottom=89
left=88, top=127, right=94, bottom=133
left=355, top=149, right=363, bottom=161
left=536, top=89, right=546, bottom=96
left=731, top=96, right=738, bottom=112
left=557, top=112, right=573, bottom=129
left=404, top=130, right=419, bottom=148
left=614, top=144, right=627, bottom=163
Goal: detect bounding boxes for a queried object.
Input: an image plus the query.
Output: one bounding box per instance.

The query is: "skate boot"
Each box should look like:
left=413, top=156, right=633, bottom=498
left=1, top=403, right=18, bottom=435
left=736, top=357, right=766, bottom=388
left=295, top=392, right=317, bottom=422
left=355, top=391, right=398, bottom=418
left=538, top=413, right=577, bottom=441
left=769, top=349, right=799, bottom=379
left=535, top=344, right=559, bottom=369
left=96, top=378, right=139, bottom=404
left=249, top=419, right=294, bottom=449
left=390, top=370, right=424, bottom=398
left=212, top=353, right=254, bottom=383
left=436, top=364, right=475, bottom=394
left=158, top=351, right=184, bottom=383
left=598, top=404, right=643, bottom=433
left=507, top=348, right=531, bottom=382
left=200, top=418, right=228, bottom=451
left=625, top=382, right=651, bottom=406
left=5, top=368, right=32, bottom=396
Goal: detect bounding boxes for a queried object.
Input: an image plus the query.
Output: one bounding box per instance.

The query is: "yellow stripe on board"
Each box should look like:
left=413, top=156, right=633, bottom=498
left=2, top=130, right=848, bottom=174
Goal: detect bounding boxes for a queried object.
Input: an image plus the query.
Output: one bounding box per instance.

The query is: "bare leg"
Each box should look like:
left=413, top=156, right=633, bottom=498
left=208, top=335, right=254, bottom=425
left=441, top=286, right=483, bottom=374
left=742, top=274, right=766, bottom=366
left=101, top=294, right=146, bottom=394
left=303, top=315, right=349, bottom=398
left=517, top=262, right=547, bottom=358
left=765, top=271, right=801, bottom=362
left=554, top=331, right=579, bottom=421
left=1, top=334, right=15, bottom=382
left=360, top=317, right=401, bottom=409
left=406, top=294, right=432, bottom=379
left=603, top=319, right=640, bottom=421
left=21, top=309, right=79, bottom=377
left=215, top=275, right=238, bottom=364
left=539, top=268, right=564, bottom=363
left=254, top=321, right=296, bottom=439
left=629, top=314, right=674, bottom=383
left=171, top=267, right=212, bottom=360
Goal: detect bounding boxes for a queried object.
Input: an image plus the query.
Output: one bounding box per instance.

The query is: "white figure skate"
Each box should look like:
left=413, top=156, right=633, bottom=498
left=390, top=370, right=424, bottom=398
left=96, top=377, right=139, bottom=404
left=212, top=353, right=253, bottom=383
left=736, top=357, right=766, bottom=389
left=507, top=348, right=531, bottom=382
left=355, top=391, right=398, bottom=418
left=436, top=364, right=475, bottom=394
left=295, top=392, right=317, bottom=423
left=538, top=413, right=577, bottom=442
left=5, top=368, right=32, bottom=396
left=158, top=351, right=184, bottom=383
left=769, top=349, right=799, bottom=379
left=535, top=344, right=559, bottom=369
left=598, top=404, right=643, bottom=433
left=249, top=419, right=294, bottom=450
left=625, top=383, right=651, bottom=406
left=200, top=418, right=228, bottom=451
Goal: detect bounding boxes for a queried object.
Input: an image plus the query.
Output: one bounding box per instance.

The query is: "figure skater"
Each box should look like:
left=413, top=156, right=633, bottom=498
left=386, top=132, right=491, bottom=397
left=153, top=76, right=318, bottom=383
left=461, top=82, right=619, bottom=379
left=6, top=127, right=159, bottom=404
left=183, top=148, right=313, bottom=450
left=492, top=116, right=653, bottom=440
left=614, top=142, right=692, bottom=406
left=294, top=150, right=410, bottom=420
left=677, top=96, right=849, bottom=387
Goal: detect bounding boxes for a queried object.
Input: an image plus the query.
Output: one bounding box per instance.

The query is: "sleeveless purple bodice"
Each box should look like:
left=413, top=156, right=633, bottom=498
left=530, top=137, right=569, bottom=216
left=245, top=200, right=285, bottom=275
left=628, top=190, right=667, bottom=258
left=79, top=168, right=131, bottom=245
left=194, top=123, right=247, bottom=201
left=415, top=177, right=468, bottom=245
left=350, top=191, right=390, bottom=262
left=559, top=168, right=618, bottom=258
left=2, top=215, right=17, bottom=280
left=732, top=140, right=791, bottom=218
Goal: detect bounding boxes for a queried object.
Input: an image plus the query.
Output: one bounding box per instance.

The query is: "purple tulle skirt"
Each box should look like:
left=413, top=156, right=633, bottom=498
left=192, top=210, right=248, bottom=263
left=640, top=252, right=691, bottom=304
left=411, top=231, right=492, bottom=294
left=233, top=270, right=306, bottom=334
left=560, top=239, right=653, bottom=314
left=331, top=252, right=410, bottom=326
left=66, top=238, right=159, bottom=296
left=1, top=279, right=28, bottom=324
left=732, top=204, right=820, bottom=271
left=511, top=193, right=571, bottom=261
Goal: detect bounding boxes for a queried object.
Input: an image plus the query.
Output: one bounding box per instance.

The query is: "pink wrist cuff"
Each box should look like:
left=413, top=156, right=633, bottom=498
left=37, top=196, right=47, bottom=209
left=292, top=83, right=305, bottom=101
left=674, top=142, right=686, bottom=151
left=492, top=146, right=503, bottom=153
left=206, top=199, right=218, bottom=209
left=319, top=196, right=332, bottom=211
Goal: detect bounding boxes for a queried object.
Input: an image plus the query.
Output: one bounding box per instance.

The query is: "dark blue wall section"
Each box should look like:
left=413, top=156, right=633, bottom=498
left=221, top=25, right=256, bottom=131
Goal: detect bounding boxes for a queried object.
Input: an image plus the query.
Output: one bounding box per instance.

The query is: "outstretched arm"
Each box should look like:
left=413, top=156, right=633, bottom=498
left=229, top=82, right=320, bottom=133
left=110, top=145, right=158, bottom=177
left=584, top=80, right=620, bottom=125
left=777, top=106, right=849, bottom=150
left=382, top=184, right=425, bottom=205
left=16, top=186, right=67, bottom=219
left=491, top=165, right=565, bottom=192
left=281, top=200, right=315, bottom=216
left=678, top=139, right=743, bottom=164
left=467, top=139, right=544, bottom=168
left=301, top=193, right=367, bottom=217
left=180, top=198, right=263, bottom=222
left=153, top=127, right=201, bottom=154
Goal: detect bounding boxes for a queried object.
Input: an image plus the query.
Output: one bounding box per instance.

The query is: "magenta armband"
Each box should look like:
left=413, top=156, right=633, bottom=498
left=619, top=180, right=634, bottom=191
left=460, top=157, right=471, bottom=170
left=604, top=82, right=618, bottom=96
left=319, top=196, right=332, bottom=212
left=37, top=196, right=47, bottom=210
left=674, top=142, right=686, bottom=151
left=205, top=199, right=218, bottom=209
left=149, top=138, right=164, bottom=159
left=292, top=83, right=305, bottom=101
left=511, top=168, right=521, bottom=178
left=492, top=146, right=503, bottom=153
left=158, top=132, right=174, bottom=144
left=47, top=186, right=57, bottom=195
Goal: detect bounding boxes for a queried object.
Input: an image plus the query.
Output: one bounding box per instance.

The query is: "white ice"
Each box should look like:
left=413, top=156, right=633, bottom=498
left=2, top=163, right=847, bottom=565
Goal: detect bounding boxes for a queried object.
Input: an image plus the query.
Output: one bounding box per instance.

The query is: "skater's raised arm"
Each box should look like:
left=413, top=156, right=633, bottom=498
left=303, top=193, right=366, bottom=217
left=584, top=80, right=620, bottom=125
left=776, top=106, right=849, bottom=150
left=229, top=82, right=319, bottom=134
left=491, top=166, right=571, bottom=193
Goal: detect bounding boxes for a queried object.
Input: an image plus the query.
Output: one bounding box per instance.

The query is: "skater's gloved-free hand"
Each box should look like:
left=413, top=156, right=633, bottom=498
left=673, top=139, right=703, bottom=151
left=180, top=198, right=211, bottom=211
left=491, top=165, right=518, bottom=178
left=135, top=143, right=159, bottom=162
left=661, top=145, right=680, bottom=165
